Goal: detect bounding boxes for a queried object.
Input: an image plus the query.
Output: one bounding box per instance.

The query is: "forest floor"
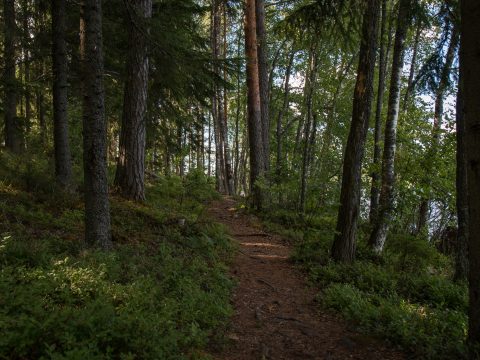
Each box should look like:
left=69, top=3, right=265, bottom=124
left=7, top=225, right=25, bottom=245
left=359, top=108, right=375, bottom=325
left=209, top=197, right=405, bottom=360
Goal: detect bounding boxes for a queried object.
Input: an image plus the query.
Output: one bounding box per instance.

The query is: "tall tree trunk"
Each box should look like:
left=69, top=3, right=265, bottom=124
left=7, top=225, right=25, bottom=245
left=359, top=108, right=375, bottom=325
left=454, top=69, right=468, bottom=282
left=245, top=0, right=265, bottom=209
left=416, top=25, right=459, bottom=234
left=402, top=19, right=422, bottom=112
left=22, top=0, right=32, bottom=136
left=461, top=0, right=480, bottom=352
left=115, top=0, right=152, bottom=201
left=331, top=0, right=381, bottom=263
left=212, top=0, right=226, bottom=192
left=80, top=0, right=112, bottom=249
left=52, top=0, right=73, bottom=188
left=3, top=0, right=22, bottom=153
left=207, top=112, right=212, bottom=177
left=256, top=0, right=269, bottom=171
left=221, top=4, right=234, bottom=194
left=299, top=47, right=318, bottom=213
left=276, top=49, right=295, bottom=198
left=369, top=0, right=389, bottom=222
left=369, top=0, right=411, bottom=253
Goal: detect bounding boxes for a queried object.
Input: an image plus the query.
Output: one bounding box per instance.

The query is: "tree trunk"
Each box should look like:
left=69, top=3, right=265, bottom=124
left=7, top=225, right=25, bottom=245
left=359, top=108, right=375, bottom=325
left=22, top=0, right=32, bottom=135
left=276, top=49, right=295, bottom=199
left=3, top=0, right=22, bottom=153
left=299, top=46, right=318, bottom=213
left=221, top=4, right=234, bottom=194
left=331, top=0, right=381, bottom=263
left=402, top=19, right=422, bottom=112
left=245, top=0, right=265, bottom=209
left=369, top=0, right=411, bottom=253
left=115, top=0, right=152, bottom=201
left=233, top=25, right=243, bottom=193
left=256, top=0, right=269, bottom=171
left=369, top=0, right=388, bottom=222
left=80, top=0, right=112, bottom=249
left=461, top=0, right=480, bottom=352
left=52, top=0, right=73, bottom=189
left=454, top=69, right=468, bottom=282
left=212, top=0, right=226, bottom=193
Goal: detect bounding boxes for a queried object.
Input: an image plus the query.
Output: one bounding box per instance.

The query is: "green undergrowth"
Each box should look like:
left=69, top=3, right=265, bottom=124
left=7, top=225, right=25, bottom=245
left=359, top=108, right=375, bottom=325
left=0, top=153, right=233, bottom=359
left=260, top=207, right=468, bottom=359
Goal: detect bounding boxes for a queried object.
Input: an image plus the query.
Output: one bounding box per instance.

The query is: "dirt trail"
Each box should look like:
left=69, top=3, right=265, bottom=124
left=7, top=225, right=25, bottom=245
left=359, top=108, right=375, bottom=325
left=209, top=197, right=404, bottom=360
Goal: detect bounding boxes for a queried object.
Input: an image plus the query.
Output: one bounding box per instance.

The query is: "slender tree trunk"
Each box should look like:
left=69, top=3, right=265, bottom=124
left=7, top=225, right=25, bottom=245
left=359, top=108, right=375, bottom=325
left=80, top=0, right=112, bottom=249
left=454, top=69, right=468, bottom=282
left=3, top=0, right=22, bottom=153
left=115, top=0, right=152, bottom=201
left=461, top=1, right=480, bottom=353
left=208, top=113, right=212, bottom=177
left=276, top=49, right=294, bottom=197
left=370, top=0, right=388, bottom=222
left=233, top=26, right=242, bottom=194
left=212, top=0, right=226, bottom=192
left=221, top=5, right=234, bottom=194
left=299, top=47, right=318, bottom=213
left=369, top=0, right=411, bottom=253
left=52, top=0, right=73, bottom=189
left=22, top=0, right=32, bottom=135
left=256, top=0, right=269, bottom=171
left=331, top=0, right=381, bottom=263
left=245, top=0, right=265, bottom=209
left=416, top=25, right=459, bottom=234
left=402, top=19, right=422, bottom=112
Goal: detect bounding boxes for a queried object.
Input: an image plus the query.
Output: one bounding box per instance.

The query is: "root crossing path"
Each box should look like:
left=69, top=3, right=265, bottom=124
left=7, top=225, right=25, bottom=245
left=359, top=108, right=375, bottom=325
left=209, top=197, right=404, bottom=360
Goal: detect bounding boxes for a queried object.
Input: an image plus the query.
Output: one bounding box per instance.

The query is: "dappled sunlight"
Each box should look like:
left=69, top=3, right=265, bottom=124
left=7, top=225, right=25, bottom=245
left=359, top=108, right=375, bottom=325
left=240, top=242, right=284, bottom=248
left=250, top=254, right=288, bottom=260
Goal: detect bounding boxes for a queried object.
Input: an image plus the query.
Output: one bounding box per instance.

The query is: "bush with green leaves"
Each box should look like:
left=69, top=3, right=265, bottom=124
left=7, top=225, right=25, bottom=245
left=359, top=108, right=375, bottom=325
left=0, top=166, right=232, bottom=360
left=263, top=205, right=468, bottom=359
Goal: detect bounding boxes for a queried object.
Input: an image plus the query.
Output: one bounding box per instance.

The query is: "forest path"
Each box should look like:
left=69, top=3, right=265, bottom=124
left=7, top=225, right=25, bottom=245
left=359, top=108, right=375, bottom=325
left=208, top=197, right=404, bottom=360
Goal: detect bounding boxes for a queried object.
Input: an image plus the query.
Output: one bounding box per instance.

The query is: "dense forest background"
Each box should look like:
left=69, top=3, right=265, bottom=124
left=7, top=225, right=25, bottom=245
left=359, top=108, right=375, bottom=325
left=1, top=0, right=480, bottom=359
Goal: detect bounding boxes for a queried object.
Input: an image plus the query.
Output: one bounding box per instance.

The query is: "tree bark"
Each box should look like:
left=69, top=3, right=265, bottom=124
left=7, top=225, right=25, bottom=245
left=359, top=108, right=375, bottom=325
left=299, top=46, right=318, bottom=213
left=115, top=0, right=152, bottom=201
left=212, top=0, right=226, bottom=193
left=369, top=0, right=411, bottom=253
left=52, top=0, right=73, bottom=189
left=460, top=0, right=480, bottom=353
left=245, top=0, right=265, bottom=210
left=454, top=68, right=468, bottom=282
left=22, top=0, right=31, bottom=135
left=331, top=0, right=381, bottom=263
left=369, top=0, right=388, bottom=222
left=221, top=4, right=234, bottom=194
left=80, top=0, right=112, bottom=249
left=234, top=25, right=243, bottom=194
left=402, top=19, right=422, bottom=112
left=276, top=49, right=294, bottom=197
left=256, top=0, right=270, bottom=171
left=3, top=0, right=22, bottom=153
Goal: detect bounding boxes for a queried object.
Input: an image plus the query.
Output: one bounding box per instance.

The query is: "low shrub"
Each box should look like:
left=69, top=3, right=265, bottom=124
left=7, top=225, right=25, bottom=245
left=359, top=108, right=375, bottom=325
left=0, top=167, right=232, bottom=359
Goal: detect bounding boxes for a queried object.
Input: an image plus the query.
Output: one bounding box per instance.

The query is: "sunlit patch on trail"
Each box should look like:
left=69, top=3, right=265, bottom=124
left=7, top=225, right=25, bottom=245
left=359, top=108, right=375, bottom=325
left=240, top=242, right=284, bottom=248
left=250, top=254, right=288, bottom=260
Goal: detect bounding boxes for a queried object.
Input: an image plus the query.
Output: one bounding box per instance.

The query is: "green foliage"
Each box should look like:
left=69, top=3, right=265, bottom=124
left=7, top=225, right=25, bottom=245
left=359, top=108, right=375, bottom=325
left=0, top=165, right=232, bottom=360
left=386, top=233, right=446, bottom=273
left=322, top=284, right=467, bottom=359
left=263, top=207, right=468, bottom=359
